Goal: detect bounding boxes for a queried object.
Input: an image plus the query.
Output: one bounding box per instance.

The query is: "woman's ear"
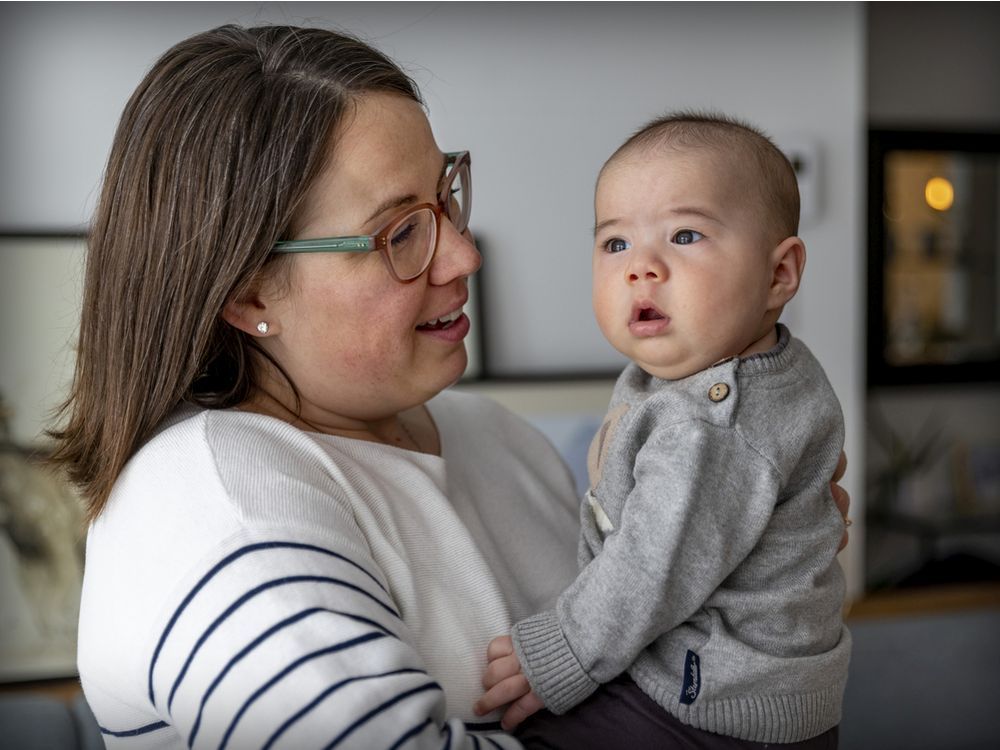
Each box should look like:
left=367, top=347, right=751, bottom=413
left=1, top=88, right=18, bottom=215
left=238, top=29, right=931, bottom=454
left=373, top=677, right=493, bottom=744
left=767, top=236, right=806, bottom=311
left=222, top=288, right=279, bottom=337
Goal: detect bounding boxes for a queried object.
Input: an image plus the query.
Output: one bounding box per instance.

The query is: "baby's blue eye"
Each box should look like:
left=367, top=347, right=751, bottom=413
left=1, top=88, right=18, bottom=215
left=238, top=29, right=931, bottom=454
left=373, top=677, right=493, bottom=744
left=604, top=237, right=631, bottom=254
left=672, top=229, right=704, bottom=245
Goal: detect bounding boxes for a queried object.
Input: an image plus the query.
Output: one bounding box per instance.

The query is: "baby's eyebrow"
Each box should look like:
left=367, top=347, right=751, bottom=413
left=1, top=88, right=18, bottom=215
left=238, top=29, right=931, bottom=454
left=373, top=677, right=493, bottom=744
left=593, top=218, right=620, bottom=236
left=595, top=207, right=724, bottom=236
left=668, top=206, right=723, bottom=224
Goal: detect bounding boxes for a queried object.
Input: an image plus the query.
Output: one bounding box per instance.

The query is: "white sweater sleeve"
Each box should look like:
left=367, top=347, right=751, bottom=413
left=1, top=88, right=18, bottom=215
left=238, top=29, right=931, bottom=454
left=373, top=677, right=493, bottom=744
left=79, top=407, right=525, bottom=750
left=138, top=532, right=519, bottom=750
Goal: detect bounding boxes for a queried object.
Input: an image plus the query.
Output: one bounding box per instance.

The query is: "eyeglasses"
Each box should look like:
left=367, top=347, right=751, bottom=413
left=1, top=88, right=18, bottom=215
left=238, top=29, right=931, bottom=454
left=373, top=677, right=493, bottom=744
left=272, top=151, right=471, bottom=282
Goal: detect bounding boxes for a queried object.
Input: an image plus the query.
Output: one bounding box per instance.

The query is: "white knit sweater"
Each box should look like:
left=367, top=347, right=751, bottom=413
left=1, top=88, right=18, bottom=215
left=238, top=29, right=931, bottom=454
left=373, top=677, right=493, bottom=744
left=77, top=390, right=580, bottom=749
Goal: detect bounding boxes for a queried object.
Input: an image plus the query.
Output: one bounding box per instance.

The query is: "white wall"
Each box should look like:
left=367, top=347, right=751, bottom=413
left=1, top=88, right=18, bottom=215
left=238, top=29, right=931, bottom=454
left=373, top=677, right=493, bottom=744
left=0, top=1, right=866, bottom=595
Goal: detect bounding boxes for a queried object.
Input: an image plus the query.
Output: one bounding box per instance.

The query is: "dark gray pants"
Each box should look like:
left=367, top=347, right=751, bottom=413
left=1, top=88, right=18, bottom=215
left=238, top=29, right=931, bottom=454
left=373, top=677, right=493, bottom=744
left=515, top=675, right=839, bottom=750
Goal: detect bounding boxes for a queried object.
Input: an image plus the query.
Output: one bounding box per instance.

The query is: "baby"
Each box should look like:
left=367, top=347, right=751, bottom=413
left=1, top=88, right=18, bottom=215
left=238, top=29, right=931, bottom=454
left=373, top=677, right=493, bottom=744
left=477, top=112, right=851, bottom=748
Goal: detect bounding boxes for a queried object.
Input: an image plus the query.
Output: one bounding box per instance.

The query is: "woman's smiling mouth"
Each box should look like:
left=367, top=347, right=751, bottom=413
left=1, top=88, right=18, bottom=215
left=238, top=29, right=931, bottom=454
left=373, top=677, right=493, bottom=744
left=418, top=307, right=463, bottom=330
left=416, top=306, right=471, bottom=342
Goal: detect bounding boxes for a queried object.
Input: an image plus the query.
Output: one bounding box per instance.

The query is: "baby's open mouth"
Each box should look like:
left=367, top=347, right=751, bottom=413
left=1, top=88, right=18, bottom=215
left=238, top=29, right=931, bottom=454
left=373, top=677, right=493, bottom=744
left=629, top=303, right=670, bottom=336
left=637, top=307, right=665, bottom=322
left=417, top=307, right=463, bottom=331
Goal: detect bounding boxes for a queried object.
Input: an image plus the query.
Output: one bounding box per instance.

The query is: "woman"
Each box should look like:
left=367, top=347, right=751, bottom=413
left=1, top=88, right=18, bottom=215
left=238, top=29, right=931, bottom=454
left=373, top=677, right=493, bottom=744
left=51, top=25, right=849, bottom=749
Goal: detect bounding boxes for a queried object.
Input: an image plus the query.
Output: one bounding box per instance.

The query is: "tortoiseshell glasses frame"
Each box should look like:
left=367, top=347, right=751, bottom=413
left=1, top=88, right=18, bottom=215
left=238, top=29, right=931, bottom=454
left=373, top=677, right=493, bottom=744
left=271, top=151, right=471, bottom=282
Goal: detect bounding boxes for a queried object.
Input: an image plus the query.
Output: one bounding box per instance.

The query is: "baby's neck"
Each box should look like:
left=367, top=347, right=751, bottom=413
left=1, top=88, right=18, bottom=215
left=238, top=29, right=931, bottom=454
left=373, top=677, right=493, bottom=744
left=736, top=324, right=779, bottom=360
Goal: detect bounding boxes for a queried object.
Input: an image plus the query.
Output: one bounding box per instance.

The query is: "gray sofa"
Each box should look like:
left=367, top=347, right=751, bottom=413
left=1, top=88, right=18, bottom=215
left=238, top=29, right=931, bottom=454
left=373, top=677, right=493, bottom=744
left=0, top=692, right=103, bottom=750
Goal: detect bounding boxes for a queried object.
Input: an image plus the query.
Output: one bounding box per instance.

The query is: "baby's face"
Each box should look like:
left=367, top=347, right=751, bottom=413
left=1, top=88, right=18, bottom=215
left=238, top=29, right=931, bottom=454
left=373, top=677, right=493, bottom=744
left=592, top=147, right=779, bottom=380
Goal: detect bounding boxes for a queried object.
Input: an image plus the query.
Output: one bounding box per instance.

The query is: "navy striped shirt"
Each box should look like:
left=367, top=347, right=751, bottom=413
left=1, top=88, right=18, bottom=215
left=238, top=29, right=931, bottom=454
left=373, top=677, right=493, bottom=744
left=78, top=392, right=581, bottom=748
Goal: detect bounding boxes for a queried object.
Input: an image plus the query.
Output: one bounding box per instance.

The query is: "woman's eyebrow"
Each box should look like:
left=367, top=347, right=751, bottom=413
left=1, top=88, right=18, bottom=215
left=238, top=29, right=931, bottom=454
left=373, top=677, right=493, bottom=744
left=364, top=155, right=449, bottom=226
left=365, top=193, right=418, bottom=226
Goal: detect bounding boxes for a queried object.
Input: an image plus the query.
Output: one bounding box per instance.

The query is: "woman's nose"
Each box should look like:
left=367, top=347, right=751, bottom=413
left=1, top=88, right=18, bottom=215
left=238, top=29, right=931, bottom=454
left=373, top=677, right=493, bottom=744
left=428, top=216, right=482, bottom=284
left=626, top=249, right=667, bottom=283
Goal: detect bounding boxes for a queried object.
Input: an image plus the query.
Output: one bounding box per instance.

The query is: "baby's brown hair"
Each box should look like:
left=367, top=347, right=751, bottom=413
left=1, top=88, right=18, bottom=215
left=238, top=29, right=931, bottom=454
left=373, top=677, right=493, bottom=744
left=601, top=111, right=800, bottom=244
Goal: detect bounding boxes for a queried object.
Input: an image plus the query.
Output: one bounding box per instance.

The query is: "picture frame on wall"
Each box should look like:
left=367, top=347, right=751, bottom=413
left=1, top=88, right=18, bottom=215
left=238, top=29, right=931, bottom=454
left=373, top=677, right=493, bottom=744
left=867, top=129, right=1000, bottom=386
left=0, top=234, right=87, bottom=681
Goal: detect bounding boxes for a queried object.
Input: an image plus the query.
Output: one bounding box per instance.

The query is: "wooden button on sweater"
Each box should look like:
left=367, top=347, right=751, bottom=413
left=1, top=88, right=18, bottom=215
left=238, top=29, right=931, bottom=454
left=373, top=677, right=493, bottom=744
left=709, top=383, right=730, bottom=402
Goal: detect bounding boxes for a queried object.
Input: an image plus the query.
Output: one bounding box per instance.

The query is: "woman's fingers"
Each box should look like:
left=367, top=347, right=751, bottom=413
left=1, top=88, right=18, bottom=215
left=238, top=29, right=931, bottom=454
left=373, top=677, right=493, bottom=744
left=831, top=481, right=850, bottom=521
left=830, top=450, right=851, bottom=551
left=831, top=479, right=851, bottom=552
left=833, top=451, right=848, bottom=483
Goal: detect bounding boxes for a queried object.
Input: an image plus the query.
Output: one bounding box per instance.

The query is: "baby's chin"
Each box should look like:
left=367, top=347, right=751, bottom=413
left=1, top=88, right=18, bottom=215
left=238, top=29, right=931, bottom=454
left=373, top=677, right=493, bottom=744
left=636, top=356, right=714, bottom=382
left=613, top=337, right=723, bottom=381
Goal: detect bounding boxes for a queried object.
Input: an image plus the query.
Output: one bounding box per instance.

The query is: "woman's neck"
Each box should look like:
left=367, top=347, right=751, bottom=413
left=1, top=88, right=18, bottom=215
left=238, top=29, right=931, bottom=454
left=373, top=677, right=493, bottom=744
left=237, top=387, right=440, bottom=455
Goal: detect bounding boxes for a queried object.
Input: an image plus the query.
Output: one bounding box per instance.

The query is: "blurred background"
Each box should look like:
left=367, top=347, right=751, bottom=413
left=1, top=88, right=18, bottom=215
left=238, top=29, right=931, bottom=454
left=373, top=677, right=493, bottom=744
left=0, top=3, right=997, bottom=748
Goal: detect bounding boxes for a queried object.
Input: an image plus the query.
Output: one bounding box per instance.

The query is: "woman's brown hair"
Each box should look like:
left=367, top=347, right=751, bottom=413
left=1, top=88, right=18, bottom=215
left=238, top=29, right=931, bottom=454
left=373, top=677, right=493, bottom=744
left=47, top=25, right=422, bottom=520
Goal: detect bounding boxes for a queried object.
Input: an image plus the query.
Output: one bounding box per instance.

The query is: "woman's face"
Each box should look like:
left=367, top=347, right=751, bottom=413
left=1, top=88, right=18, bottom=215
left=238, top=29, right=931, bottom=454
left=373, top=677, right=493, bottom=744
left=257, top=93, right=481, bottom=429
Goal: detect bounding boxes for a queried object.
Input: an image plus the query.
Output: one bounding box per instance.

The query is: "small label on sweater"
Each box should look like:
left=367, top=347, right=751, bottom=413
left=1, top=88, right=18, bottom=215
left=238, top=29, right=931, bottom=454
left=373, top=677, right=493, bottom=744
left=680, top=650, right=700, bottom=704
left=587, top=493, right=615, bottom=536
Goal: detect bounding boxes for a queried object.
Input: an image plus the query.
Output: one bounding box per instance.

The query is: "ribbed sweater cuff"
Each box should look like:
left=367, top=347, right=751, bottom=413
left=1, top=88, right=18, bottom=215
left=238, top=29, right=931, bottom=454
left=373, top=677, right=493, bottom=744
left=511, top=611, right=598, bottom=715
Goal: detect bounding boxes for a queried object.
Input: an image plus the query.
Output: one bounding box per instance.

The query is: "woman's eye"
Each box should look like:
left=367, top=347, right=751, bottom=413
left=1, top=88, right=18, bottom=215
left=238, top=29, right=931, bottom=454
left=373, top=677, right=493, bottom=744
left=672, top=229, right=704, bottom=245
left=391, top=222, right=418, bottom=247
left=604, top=238, right=631, bottom=254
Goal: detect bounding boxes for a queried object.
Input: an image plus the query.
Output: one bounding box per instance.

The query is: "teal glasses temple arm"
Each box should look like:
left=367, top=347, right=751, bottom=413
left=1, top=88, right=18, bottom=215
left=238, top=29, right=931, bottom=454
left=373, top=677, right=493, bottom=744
left=272, top=236, right=376, bottom=253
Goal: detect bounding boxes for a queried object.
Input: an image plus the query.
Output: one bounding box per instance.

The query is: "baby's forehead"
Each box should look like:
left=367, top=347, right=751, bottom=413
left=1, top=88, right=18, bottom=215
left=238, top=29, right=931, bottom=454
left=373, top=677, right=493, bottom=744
left=597, top=144, right=750, bottom=197
left=595, top=144, right=776, bottom=238
left=607, top=141, right=742, bottom=175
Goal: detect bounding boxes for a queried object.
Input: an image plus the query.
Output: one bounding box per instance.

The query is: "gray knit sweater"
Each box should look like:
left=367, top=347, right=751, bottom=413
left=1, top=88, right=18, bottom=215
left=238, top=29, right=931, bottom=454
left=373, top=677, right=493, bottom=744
left=512, top=326, right=851, bottom=743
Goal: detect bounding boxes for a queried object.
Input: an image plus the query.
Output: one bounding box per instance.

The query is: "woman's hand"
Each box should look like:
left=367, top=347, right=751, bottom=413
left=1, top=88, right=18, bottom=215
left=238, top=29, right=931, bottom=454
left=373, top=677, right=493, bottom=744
left=475, top=635, right=545, bottom=732
left=832, top=451, right=851, bottom=551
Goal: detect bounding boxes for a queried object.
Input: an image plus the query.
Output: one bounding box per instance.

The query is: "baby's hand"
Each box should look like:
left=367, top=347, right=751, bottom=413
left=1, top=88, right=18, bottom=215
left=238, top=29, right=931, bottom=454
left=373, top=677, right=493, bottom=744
left=474, top=635, right=545, bottom=731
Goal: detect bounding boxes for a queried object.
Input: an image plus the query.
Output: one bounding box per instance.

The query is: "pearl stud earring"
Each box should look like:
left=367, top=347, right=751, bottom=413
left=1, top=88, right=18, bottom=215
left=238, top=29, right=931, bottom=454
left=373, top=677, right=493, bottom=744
left=256, top=321, right=269, bottom=334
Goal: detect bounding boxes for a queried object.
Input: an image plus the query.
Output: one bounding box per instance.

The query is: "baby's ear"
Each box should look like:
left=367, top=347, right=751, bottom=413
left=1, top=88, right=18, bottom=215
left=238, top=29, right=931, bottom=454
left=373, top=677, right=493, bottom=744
left=767, top=236, right=806, bottom=310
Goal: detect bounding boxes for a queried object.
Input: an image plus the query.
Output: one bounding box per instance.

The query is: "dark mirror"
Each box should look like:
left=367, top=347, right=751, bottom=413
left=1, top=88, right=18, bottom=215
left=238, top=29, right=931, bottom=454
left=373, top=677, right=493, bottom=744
left=868, top=130, right=1000, bottom=385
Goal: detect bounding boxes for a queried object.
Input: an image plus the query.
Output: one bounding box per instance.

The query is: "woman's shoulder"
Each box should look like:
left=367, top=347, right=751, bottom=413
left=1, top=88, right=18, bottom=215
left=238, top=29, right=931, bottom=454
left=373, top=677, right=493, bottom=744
left=99, top=405, right=363, bottom=537
left=201, top=407, right=392, bottom=536
left=79, top=407, right=373, bottom=695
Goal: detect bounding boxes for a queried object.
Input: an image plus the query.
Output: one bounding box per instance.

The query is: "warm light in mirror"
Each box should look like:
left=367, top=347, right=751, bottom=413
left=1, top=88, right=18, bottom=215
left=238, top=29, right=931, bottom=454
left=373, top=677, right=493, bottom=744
left=924, top=176, right=954, bottom=211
